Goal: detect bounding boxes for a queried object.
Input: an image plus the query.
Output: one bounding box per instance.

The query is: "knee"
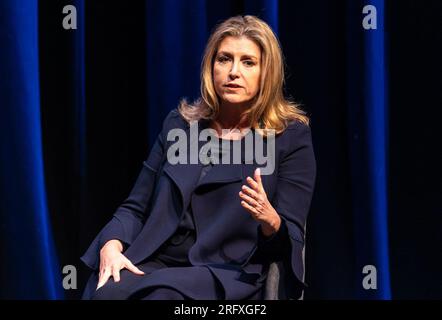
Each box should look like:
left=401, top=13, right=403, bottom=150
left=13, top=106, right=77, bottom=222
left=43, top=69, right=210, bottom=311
left=91, top=283, right=131, bottom=300
left=141, top=287, right=186, bottom=300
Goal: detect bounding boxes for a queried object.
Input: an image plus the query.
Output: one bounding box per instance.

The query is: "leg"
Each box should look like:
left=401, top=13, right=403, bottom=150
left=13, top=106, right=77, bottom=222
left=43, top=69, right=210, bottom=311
left=139, top=287, right=186, bottom=300
left=90, top=260, right=166, bottom=300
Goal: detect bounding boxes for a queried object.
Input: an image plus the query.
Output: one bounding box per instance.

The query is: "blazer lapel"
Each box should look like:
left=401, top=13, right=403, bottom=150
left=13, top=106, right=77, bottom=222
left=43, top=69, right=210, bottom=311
left=162, top=120, right=204, bottom=206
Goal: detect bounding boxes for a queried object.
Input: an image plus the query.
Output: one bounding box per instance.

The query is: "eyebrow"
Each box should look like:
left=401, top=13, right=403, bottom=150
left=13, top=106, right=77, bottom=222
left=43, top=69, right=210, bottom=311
left=217, top=51, right=259, bottom=61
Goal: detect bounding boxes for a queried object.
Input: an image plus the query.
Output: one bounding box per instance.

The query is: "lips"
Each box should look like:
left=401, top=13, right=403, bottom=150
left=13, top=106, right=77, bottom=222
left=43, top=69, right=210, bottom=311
left=224, top=83, right=242, bottom=88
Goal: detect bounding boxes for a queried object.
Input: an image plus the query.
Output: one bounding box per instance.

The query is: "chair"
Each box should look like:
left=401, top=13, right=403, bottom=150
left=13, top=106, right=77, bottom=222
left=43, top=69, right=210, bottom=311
left=263, top=240, right=306, bottom=300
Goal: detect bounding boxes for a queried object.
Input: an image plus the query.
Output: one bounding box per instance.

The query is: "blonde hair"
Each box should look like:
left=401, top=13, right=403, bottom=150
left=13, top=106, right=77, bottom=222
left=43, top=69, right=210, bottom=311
left=178, top=15, right=309, bottom=135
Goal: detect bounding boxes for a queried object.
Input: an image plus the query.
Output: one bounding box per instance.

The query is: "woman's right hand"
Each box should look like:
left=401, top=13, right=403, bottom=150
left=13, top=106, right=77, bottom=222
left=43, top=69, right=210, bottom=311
left=96, top=239, right=145, bottom=290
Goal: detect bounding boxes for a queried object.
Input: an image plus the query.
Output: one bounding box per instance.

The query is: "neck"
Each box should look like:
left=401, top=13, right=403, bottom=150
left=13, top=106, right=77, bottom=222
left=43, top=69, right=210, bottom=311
left=215, top=102, right=250, bottom=129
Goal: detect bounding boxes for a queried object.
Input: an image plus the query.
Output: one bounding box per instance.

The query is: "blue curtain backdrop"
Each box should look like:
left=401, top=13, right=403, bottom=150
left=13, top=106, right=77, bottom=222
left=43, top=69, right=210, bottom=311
left=346, top=0, right=391, bottom=299
left=0, top=0, right=62, bottom=299
left=0, top=0, right=440, bottom=299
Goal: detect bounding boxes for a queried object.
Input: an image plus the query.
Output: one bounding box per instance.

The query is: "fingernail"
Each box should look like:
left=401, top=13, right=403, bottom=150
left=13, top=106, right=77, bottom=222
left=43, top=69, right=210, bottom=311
left=256, top=168, right=261, bottom=175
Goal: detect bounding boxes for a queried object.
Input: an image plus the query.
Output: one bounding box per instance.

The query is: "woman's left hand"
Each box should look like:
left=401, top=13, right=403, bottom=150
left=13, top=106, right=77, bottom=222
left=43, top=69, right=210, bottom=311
left=239, top=168, right=281, bottom=237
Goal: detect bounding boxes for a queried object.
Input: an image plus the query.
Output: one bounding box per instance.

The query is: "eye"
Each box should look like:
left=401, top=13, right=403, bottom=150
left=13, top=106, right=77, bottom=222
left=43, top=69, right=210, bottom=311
left=243, top=60, right=256, bottom=67
left=217, top=56, right=230, bottom=64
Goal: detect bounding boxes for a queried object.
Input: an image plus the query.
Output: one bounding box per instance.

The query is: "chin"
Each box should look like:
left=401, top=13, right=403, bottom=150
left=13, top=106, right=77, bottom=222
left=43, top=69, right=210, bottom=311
left=222, top=95, right=248, bottom=105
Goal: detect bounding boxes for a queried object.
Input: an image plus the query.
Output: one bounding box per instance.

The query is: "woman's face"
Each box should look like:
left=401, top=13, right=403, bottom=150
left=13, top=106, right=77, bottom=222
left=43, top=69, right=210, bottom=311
left=213, top=36, right=261, bottom=108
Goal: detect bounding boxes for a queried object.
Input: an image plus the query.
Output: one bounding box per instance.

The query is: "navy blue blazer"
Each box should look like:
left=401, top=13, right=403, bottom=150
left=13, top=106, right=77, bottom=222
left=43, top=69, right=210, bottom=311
left=81, top=109, right=316, bottom=299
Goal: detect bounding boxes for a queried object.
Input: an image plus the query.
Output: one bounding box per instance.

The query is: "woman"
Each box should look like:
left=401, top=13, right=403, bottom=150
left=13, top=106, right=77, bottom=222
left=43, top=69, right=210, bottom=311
left=81, top=15, right=316, bottom=300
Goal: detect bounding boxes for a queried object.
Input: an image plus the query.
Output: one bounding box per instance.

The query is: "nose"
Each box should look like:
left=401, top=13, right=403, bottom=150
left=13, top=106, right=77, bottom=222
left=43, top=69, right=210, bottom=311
left=229, top=61, right=240, bottom=79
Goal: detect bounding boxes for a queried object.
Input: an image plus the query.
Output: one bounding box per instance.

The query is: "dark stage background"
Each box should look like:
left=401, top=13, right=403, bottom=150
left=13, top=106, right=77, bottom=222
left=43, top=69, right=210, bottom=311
left=0, top=0, right=440, bottom=299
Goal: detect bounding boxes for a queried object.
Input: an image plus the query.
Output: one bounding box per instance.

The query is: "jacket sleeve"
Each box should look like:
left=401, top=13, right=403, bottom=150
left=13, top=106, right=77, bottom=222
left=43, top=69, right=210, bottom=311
left=271, top=121, right=316, bottom=288
left=80, top=110, right=177, bottom=270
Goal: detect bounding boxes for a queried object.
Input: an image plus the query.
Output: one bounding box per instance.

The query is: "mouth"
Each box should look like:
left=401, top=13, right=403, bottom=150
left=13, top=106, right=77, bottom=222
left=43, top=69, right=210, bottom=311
left=224, top=84, right=243, bottom=89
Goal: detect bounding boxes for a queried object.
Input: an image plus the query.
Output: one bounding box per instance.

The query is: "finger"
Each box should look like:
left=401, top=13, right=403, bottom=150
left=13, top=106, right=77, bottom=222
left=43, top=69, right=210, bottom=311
left=242, top=184, right=258, bottom=199
left=97, top=267, right=107, bottom=285
left=112, top=267, right=121, bottom=283
left=125, top=260, right=145, bottom=275
left=239, top=191, right=259, bottom=208
left=241, top=200, right=260, bottom=218
left=254, top=168, right=262, bottom=186
left=246, top=176, right=260, bottom=192
left=96, top=268, right=111, bottom=290
left=254, top=168, right=266, bottom=193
